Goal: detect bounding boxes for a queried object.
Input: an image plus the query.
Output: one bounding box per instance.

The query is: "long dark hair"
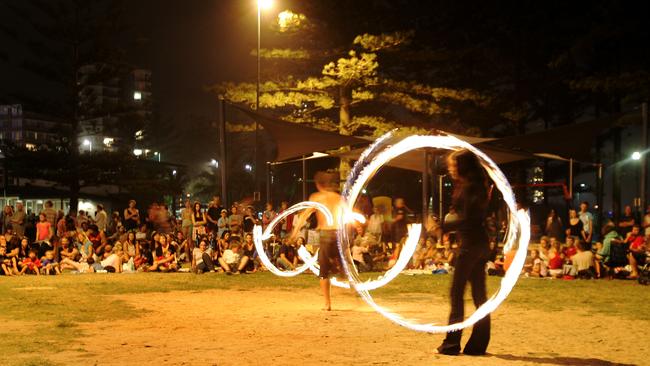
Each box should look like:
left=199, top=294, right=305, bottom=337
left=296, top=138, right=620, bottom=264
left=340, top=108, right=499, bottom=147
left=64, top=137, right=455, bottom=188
left=449, top=149, right=489, bottom=201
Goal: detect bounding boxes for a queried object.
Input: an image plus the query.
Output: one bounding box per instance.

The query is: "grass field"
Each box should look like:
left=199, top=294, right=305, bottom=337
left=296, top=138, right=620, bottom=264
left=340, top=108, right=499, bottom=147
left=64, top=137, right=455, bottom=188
left=0, top=273, right=648, bottom=366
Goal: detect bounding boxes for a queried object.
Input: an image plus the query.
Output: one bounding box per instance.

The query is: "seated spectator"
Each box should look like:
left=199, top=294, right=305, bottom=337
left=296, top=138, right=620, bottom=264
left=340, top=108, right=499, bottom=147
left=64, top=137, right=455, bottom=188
left=41, top=250, right=61, bottom=275
left=625, top=225, right=647, bottom=279
left=440, top=240, right=455, bottom=267
left=149, top=235, right=177, bottom=272
left=219, top=241, right=249, bottom=274
left=121, top=232, right=137, bottom=267
left=20, top=249, right=41, bottom=275
left=276, top=238, right=298, bottom=271
left=59, top=237, right=79, bottom=262
left=95, top=244, right=123, bottom=273
left=76, top=231, right=94, bottom=261
left=60, top=257, right=94, bottom=273
left=563, top=236, right=578, bottom=261
left=529, top=249, right=548, bottom=277
left=572, top=240, right=595, bottom=279
left=547, top=241, right=564, bottom=278
left=135, top=239, right=151, bottom=270
left=192, top=239, right=216, bottom=273
left=0, top=245, right=16, bottom=276
left=595, top=221, right=625, bottom=278
left=351, top=239, right=371, bottom=272
left=538, top=236, right=550, bottom=263
left=387, top=238, right=404, bottom=269
left=241, top=233, right=260, bottom=273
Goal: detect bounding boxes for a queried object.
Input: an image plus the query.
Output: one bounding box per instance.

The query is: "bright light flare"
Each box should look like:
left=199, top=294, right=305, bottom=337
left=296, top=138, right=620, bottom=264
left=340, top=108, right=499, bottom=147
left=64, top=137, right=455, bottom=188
left=632, top=151, right=642, bottom=160
left=258, top=0, right=273, bottom=10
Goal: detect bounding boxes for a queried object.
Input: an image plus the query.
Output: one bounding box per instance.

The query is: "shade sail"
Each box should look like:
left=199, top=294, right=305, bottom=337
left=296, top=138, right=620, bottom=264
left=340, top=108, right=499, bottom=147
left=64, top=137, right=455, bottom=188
left=488, top=114, right=623, bottom=162
left=234, top=106, right=369, bottom=162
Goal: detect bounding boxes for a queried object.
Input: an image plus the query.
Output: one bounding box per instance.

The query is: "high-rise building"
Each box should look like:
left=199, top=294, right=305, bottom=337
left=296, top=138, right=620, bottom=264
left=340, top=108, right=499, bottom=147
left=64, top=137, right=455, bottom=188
left=0, top=104, right=69, bottom=150
left=77, top=64, right=153, bottom=153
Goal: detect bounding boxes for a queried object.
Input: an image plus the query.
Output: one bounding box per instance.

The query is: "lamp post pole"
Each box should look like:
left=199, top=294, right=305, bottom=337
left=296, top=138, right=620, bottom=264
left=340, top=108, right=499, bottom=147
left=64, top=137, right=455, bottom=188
left=254, top=2, right=261, bottom=203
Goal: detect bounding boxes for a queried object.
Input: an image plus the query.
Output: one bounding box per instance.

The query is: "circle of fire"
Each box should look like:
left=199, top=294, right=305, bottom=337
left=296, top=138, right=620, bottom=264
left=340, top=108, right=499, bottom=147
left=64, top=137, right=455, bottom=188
left=253, top=131, right=530, bottom=333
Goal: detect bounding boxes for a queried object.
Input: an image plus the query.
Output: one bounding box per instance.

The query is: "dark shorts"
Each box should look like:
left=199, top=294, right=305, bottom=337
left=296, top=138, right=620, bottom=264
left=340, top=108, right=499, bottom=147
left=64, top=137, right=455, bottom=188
left=318, top=230, right=340, bottom=279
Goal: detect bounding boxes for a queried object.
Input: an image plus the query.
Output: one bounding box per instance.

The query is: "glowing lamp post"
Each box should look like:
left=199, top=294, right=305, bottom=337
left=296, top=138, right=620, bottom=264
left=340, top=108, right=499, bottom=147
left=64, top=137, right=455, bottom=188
left=83, top=139, right=92, bottom=153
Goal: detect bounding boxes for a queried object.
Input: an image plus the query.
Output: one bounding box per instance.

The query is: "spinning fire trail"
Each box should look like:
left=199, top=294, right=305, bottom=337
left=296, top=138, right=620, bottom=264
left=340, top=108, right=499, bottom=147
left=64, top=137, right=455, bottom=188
left=253, top=131, right=530, bottom=333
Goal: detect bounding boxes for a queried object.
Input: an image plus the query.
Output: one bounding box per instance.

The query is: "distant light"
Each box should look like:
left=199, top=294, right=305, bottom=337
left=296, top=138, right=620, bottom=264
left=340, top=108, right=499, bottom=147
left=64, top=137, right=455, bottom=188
left=579, top=183, right=586, bottom=188
left=186, top=193, right=190, bottom=197
left=632, top=151, right=642, bottom=160
left=83, top=139, right=90, bottom=146
left=154, top=151, right=159, bottom=155
left=244, top=164, right=253, bottom=172
left=172, top=170, right=177, bottom=176
left=103, top=137, right=114, bottom=146
left=211, top=159, right=219, bottom=168
left=258, top=0, right=273, bottom=10
left=133, top=91, right=142, bottom=100
left=133, top=149, right=143, bottom=156
left=361, top=189, right=367, bottom=194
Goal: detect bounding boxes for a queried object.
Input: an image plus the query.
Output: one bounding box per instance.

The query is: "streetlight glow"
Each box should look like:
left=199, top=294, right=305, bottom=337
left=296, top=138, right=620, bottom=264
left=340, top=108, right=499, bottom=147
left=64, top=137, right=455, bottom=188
left=245, top=164, right=253, bottom=172
left=133, top=149, right=143, bottom=156
left=210, top=159, right=219, bottom=168
left=258, top=0, right=273, bottom=10
left=83, top=139, right=92, bottom=153
left=632, top=151, right=642, bottom=160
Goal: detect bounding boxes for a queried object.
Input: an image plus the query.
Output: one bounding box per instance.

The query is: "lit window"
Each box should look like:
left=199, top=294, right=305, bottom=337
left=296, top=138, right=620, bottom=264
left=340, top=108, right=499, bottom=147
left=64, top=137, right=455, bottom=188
left=133, top=91, right=142, bottom=101
left=103, top=137, right=114, bottom=147
left=133, top=149, right=143, bottom=156
left=25, top=143, right=36, bottom=151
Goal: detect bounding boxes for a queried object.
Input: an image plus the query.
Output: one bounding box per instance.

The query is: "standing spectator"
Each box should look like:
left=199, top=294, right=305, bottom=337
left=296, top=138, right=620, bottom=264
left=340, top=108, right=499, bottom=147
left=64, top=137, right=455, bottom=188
left=35, top=213, right=52, bottom=244
left=367, top=206, right=384, bottom=240
left=77, top=210, right=89, bottom=228
left=262, top=202, right=276, bottom=230
left=642, top=205, right=650, bottom=237
left=278, top=201, right=293, bottom=238
left=191, top=201, right=207, bottom=240
left=56, top=211, right=67, bottom=238
left=2, top=205, right=13, bottom=234
left=95, top=204, right=108, bottom=233
left=123, top=200, right=140, bottom=232
left=392, top=198, right=411, bottom=244
left=40, top=201, right=57, bottom=229
left=243, top=207, right=257, bottom=234
left=11, top=201, right=26, bottom=238
left=206, top=197, right=221, bottom=234
left=544, top=209, right=564, bottom=241
left=228, top=205, right=242, bottom=237
left=618, top=205, right=636, bottom=238
left=578, top=202, right=593, bottom=243
left=566, top=209, right=585, bottom=242
left=217, top=209, right=229, bottom=239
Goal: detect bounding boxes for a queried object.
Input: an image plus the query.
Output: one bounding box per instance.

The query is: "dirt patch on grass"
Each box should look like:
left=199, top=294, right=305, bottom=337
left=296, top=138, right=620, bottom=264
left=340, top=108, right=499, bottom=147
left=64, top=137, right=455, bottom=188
left=43, top=285, right=648, bottom=366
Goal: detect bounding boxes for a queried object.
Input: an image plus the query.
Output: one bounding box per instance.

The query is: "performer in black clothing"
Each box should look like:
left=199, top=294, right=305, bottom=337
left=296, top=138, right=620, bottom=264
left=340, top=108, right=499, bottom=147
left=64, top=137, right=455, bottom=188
left=437, top=149, right=491, bottom=356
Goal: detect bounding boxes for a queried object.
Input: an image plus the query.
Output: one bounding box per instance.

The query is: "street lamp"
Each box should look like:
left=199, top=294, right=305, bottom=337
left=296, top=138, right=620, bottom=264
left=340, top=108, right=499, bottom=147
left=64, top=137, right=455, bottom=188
left=632, top=151, right=642, bottom=160
left=154, top=151, right=161, bottom=162
left=210, top=159, right=219, bottom=168
left=255, top=0, right=273, bottom=201
left=83, top=139, right=92, bottom=153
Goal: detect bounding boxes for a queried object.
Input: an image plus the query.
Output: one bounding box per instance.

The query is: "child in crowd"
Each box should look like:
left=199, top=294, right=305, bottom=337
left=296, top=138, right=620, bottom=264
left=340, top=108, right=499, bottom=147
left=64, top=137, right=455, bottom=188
left=20, top=250, right=41, bottom=275
left=41, top=250, right=61, bottom=275
left=528, top=249, right=548, bottom=277
left=0, top=245, right=16, bottom=276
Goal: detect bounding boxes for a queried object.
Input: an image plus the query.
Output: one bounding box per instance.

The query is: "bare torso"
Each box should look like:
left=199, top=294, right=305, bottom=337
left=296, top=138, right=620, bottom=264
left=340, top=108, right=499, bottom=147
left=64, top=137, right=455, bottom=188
left=309, top=190, right=343, bottom=230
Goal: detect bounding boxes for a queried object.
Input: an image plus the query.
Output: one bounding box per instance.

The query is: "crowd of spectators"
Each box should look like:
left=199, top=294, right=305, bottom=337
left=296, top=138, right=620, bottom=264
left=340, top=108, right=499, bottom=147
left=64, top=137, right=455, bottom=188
left=0, top=197, right=647, bottom=284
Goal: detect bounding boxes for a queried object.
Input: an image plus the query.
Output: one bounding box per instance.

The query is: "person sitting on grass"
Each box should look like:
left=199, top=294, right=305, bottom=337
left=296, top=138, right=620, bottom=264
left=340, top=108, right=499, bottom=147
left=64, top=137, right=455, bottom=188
left=20, top=249, right=41, bottom=275
left=276, top=237, right=298, bottom=271
left=218, top=241, right=248, bottom=274
left=547, top=240, right=564, bottom=278
left=59, top=236, right=79, bottom=262
left=148, top=234, right=177, bottom=272
left=572, top=240, right=595, bottom=279
left=595, top=222, right=623, bottom=278
left=60, top=256, right=94, bottom=273
left=528, top=249, right=548, bottom=277
left=241, top=233, right=260, bottom=273
left=95, top=243, right=123, bottom=273
left=192, top=239, right=216, bottom=273
left=625, top=225, right=647, bottom=279
left=0, top=245, right=16, bottom=276
left=351, top=238, right=371, bottom=272
left=41, top=250, right=61, bottom=275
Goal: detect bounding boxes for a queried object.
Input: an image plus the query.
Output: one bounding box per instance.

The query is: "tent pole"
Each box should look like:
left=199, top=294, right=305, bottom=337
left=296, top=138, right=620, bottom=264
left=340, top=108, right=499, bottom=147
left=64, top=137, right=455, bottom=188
left=422, top=150, right=430, bottom=228
left=568, top=158, right=573, bottom=204
left=219, top=99, right=228, bottom=208
left=439, top=174, right=444, bottom=221
left=641, top=102, right=648, bottom=210
left=266, top=162, right=271, bottom=205
left=302, top=155, right=307, bottom=201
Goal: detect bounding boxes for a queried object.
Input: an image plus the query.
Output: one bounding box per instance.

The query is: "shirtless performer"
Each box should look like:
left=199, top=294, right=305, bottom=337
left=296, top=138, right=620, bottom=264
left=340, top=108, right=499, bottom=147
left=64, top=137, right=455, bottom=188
left=290, top=171, right=343, bottom=311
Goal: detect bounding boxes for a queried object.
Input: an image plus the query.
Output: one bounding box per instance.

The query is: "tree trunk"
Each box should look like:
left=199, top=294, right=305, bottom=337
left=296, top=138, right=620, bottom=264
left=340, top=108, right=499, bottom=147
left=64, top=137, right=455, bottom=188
left=338, top=85, right=353, bottom=188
